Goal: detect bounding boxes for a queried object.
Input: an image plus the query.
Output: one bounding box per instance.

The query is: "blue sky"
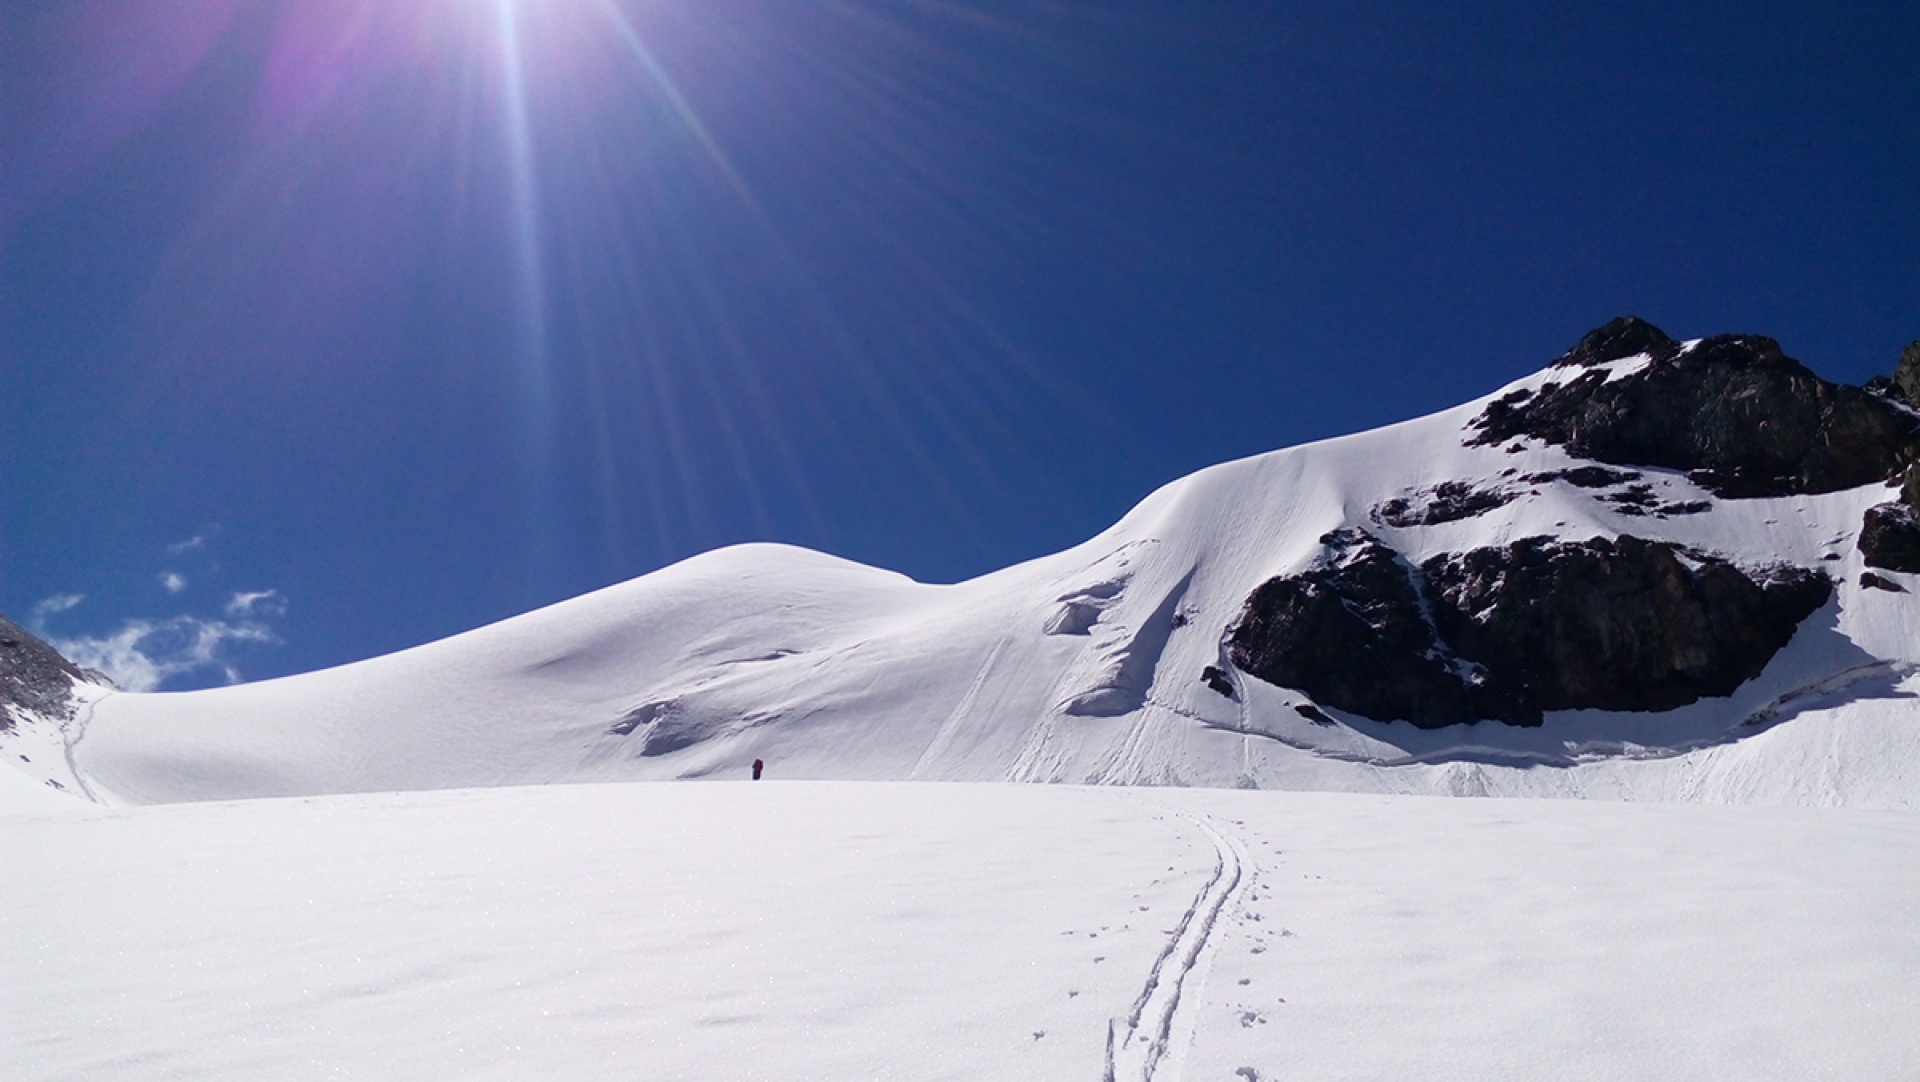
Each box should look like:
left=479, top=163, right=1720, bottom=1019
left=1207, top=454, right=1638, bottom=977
left=5, top=0, right=1917, bottom=691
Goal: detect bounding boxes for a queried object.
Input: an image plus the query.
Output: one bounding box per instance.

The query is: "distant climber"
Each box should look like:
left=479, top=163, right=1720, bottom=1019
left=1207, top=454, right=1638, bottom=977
left=752, top=758, right=764, bottom=781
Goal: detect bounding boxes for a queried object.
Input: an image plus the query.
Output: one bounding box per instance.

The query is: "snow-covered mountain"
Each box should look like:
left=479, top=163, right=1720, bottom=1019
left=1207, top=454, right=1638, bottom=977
left=11, top=319, right=1920, bottom=807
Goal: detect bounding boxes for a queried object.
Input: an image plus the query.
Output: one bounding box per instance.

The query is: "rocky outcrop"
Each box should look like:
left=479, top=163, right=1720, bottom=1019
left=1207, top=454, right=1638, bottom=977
left=1861, top=572, right=1905, bottom=593
left=1228, top=532, right=1832, bottom=727
left=0, top=616, right=91, bottom=732
left=1470, top=318, right=1920, bottom=498
left=1422, top=537, right=1831, bottom=719
left=1550, top=315, right=1679, bottom=369
left=1521, top=466, right=1642, bottom=489
left=1373, top=481, right=1519, bottom=527
left=1867, top=340, right=1920, bottom=407
left=1859, top=502, right=1920, bottom=573
left=1227, top=530, right=1500, bottom=727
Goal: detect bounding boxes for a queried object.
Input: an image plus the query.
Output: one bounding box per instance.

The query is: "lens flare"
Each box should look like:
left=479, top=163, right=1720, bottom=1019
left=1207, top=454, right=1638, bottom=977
left=15, top=0, right=1121, bottom=589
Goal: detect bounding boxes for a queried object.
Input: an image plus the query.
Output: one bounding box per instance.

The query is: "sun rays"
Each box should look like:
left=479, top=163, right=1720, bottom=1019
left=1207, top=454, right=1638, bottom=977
left=17, top=0, right=1121, bottom=590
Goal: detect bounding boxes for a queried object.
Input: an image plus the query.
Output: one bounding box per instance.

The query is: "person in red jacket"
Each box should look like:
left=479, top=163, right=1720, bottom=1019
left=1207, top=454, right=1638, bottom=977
left=752, top=758, right=765, bottom=781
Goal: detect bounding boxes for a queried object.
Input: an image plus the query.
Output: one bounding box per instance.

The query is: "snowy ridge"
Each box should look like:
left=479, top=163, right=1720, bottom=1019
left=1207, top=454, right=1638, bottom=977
left=47, top=351, right=1920, bottom=808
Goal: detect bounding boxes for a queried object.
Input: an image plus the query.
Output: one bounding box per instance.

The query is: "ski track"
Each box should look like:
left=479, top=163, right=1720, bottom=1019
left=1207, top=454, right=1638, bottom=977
left=59, top=689, right=106, bottom=804
left=911, top=634, right=1009, bottom=779
left=1106, top=804, right=1251, bottom=1082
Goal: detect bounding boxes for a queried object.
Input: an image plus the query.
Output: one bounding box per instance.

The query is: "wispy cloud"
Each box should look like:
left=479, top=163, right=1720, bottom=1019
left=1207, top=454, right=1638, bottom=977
left=165, top=533, right=211, bottom=556
left=30, top=530, right=284, bottom=692
left=31, top=594, right=86, bottom=623
left=47, top=616, right=278, bottom=693
left=225, top=589, right=286, bottom=618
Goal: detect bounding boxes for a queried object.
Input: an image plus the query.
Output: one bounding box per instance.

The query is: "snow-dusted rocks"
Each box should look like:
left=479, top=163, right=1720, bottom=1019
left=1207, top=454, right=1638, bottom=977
left=1469, top=318, right=1920, bottom=498
left=0, top=617, right=89, bottom=732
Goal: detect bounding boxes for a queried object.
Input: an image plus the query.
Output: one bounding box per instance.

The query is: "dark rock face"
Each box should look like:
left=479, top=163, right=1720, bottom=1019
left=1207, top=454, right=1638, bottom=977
left=1859, top=501, right=1920, bottom=573
left=0, top=616, right=89, bottom=732
left=1522, top=466, right=1641, bottom=489
left=1294, top=703, right=1335, bottom=726
left=1200, top=665, right=1236, bottom=699
left=1470, top=320, right=1920, bottom=498
left=1422, top=537, right=1831, bottom=719
left=1228, top=532, right=1832, bottom=727
left=1870, top=341, right=1920, bottom=406
left=1553, top=315, right=1679, bottom=369
left=1228, top=531, right=1499, bottom=727
left=1861, top=572, right=1905, bottom=593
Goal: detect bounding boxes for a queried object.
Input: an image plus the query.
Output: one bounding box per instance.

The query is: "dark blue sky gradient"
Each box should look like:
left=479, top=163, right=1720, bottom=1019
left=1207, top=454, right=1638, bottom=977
left=5, top=0, right=1917, bottom=689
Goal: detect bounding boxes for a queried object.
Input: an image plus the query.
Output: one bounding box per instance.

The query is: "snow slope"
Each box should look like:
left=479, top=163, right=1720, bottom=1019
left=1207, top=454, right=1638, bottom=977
left=58, top=349, right=1920, bottom=807
left=5, top=781, right=1916, bottom=1080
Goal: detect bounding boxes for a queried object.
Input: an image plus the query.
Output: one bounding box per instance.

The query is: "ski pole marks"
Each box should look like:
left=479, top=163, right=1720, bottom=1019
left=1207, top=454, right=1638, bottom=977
left=1105, top=807, right=1251, bottom=1082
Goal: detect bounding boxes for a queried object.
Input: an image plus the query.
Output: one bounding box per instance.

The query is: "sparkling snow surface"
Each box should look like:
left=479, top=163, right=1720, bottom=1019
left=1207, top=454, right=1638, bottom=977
left=5, top=782, right=1917, bottom=1080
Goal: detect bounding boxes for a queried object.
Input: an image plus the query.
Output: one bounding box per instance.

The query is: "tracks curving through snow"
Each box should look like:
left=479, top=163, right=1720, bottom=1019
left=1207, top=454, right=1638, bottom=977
left=1106, top=805, right=1252, bottom=1082
left=59, top=688, right=108, bottom=803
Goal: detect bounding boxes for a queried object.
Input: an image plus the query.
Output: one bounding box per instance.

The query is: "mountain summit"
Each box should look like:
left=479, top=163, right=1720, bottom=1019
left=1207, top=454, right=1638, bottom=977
left=12, top=319, right=1920, bottom=807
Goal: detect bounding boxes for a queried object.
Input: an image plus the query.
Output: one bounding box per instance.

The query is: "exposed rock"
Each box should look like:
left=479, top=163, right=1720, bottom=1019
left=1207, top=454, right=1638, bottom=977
left=1373, top=481, right=1519, bottom=528
left=0, top=616, right=90, bottom=733
left=1904, top=464, right=1920, bottom=515
left=1552, top=315, right=1680, bottom=369
left=1869, top=340, right=1920, bottom=406
left=1201, top=665, right=1236, bottom=699
left=1522, top=466, right=1641, bottom=489
left=1423, top=537, right=1831, bottom=719
left=1470, top=320, right=1920, bottom=498
left=1859, top=501, right=1920, bottom=573
left=1293, top=703, right=1335, bottom=726
left=1860, top=572, right=1905, bottom=593
left=1228, top=533, right=1832, bottom=727
left=1605, top=485, right=1661, bottom=511
left=1227, top=530, right=1497, bottom=727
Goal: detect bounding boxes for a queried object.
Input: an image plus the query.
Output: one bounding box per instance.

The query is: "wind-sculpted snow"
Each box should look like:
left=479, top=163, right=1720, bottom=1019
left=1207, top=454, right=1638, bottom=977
left=39, top=320, right=1920, bottom=809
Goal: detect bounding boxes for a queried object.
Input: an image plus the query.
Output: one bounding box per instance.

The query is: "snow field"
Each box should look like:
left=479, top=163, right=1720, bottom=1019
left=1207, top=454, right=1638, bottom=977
left=6, top=781, right=1916, bottom=1081
left=62, top=360, right=1920, bottom=807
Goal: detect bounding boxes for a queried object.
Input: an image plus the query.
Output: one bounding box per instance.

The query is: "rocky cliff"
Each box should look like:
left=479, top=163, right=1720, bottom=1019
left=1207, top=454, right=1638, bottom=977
left=1467, top=317, right=1920, bottom=498
left=0, top=616, right=92, bottom=733
left=1228, top=318, right=1913, bottom=728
